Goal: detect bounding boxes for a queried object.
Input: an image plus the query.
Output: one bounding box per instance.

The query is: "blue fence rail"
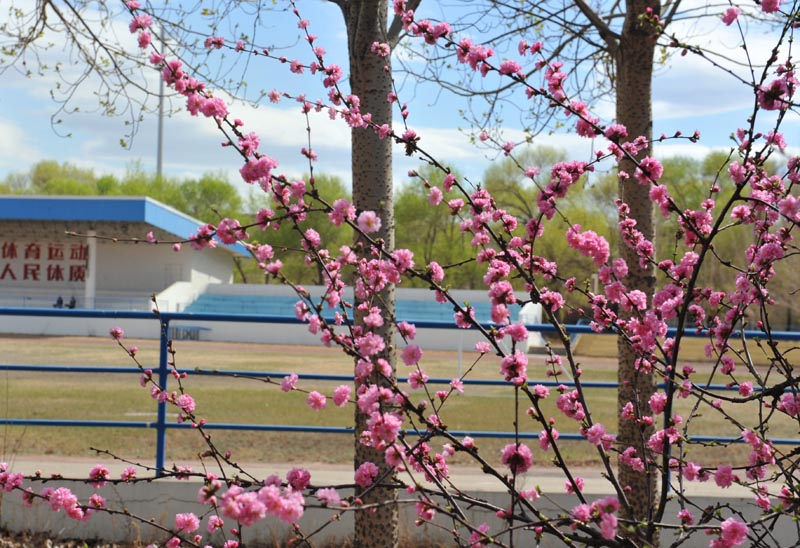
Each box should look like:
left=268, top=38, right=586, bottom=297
left=0, top=307, right=798, bottom=475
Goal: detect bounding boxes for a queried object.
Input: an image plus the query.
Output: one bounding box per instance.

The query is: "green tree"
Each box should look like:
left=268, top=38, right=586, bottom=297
left=179, top=174, right=243, bottom=221
left=483, top=146, right=567, bottom=221
left=95, top=175, right=120, bottom=195
left=20, top=160, right=97, bottom=194
left=118, top=163, right=187, bottom=212
left=396, top=166, right=482, bottom=288
left=247, top=174, right=352, bottom=285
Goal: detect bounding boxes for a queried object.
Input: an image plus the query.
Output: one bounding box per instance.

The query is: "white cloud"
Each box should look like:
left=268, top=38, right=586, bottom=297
left=0, top=118, right=43, bottom=173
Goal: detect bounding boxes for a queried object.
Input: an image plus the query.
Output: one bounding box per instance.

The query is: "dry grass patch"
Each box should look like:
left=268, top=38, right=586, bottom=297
left=0, top=335, right=797, bottom=469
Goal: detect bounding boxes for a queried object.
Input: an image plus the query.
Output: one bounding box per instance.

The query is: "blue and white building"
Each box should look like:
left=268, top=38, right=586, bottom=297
left=0, top=195, right=543, bottom=350
left=0, top=195, right=248, bottom=311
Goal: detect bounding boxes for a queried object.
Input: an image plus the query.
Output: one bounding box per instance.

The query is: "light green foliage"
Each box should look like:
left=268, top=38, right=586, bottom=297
left=243, top=174, right=352, bottom=285
left=483, top=145, right=566, bottom=221
left=396, top=165, right=483, bottom=288
left=179, top=173, right=243, bottom=221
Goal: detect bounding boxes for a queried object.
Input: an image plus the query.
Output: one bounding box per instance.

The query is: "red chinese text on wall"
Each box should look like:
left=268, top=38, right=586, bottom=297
left=0, top=241, right=89, bottom=283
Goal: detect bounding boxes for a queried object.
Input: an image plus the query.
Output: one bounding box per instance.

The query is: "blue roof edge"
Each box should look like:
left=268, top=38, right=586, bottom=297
left=0, top=196, right=250, bottom=257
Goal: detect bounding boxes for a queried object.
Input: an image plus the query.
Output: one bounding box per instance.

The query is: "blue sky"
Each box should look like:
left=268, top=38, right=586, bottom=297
left=0, top=1, right=795, bottom=195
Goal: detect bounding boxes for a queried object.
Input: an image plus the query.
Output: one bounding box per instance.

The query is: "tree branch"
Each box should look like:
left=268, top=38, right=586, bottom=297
left=387, top=0, right=421, bottom=47
left=571, top=0, right=620, bottom=51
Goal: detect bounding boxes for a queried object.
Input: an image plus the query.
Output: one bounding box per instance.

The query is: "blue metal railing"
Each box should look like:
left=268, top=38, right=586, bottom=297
left=0, top=307, right=798, bottom=474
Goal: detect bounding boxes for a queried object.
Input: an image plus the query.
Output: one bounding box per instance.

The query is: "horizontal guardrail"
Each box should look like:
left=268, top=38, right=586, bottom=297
left=1, top=307, right=798, bottom=474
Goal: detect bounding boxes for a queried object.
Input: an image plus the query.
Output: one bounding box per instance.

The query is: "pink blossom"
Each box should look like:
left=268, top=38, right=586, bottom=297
left=599, top=512, right=617, bottom=540
left=89, top=464, right=109, bottom=488
left=329, top=198, right=356, bottom=226
left=204, top=36, right=225, bottom=49
left=129, top=14, right=153, bottom=33
left=316, top=487, right=341, bottom=506
left=634, top=156, right=664, bottom=184
left=408, top=369, right=429, bottom=389
left=761, top=0, right=781, bottom=12
left=722, top=7, right=741, bottom=25
left=287, top=468, right=311, bottom=490
left=604, top=123, right=628, bottom=140
left=566, top=225, right=610, bottom=266
left=649, top=392, right=667, bottom=414
left=401, top=345, right=423, bottom=365
left=355, top=331, right=386, bottom=356
left=475, top=341, right=491, bottom=353
left=714, top=465, right=736, bottom=488
left=369, top=41, right=391, bottom=58
left=357, top=211, right=382, bottom=234
left=175, top=512, right=200, bottom=532
left=539, top=428, right=558, bottom=451
left=175, top=393, right=195, bottom=414
left=566, top=476, right=584, bottom=494
left=428, top=186, right=443, bottom=205
left=220, top=486, right=265, bottom=526
left=572, top=503, right=592, bottom=522
left=306, top=391, right=327, bottom=411
left=281, top=374, right=299, bottom=392
left=718, top=517, right=749, bottom=546
left=207, top=515, right=224, bottom=533
left=500, top=443, right=533, bottom=474
left=109, top=326, right=124, bottom=340
left=777, top=392, right=800, bottom=416
left=498, top=60, right=522, bottom=76
left=216, top=218, right=248, bottom=244
left=354, top=461, right=379, bottom=488
left=398, top=321, right=417, bottom=340
left=585, top=423, right=606, bottom=446
left=391, top=248, right=415, bottom=272
left=539, top=288, right=565, bottom=312
left=500, top=350, right=528, bottom=384
left=137, top=31, right=152, bottom=49
left=240, top=156, right=278, bottom=185
left=333, top=385, right=351, bottom=407
left=757, top=79, right=791, bottom=110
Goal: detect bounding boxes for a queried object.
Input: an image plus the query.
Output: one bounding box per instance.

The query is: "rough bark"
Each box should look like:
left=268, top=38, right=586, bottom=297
left=615, top=0, right=660, bottom=544
left=339, top=2, right=399, bottom=547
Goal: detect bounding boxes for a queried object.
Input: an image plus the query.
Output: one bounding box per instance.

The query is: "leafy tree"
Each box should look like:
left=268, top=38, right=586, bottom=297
left=243, top=174, right=352, bottom=285
left=396, top=165, right=484, bottom=288
left=482, top=146, right=567, bottom=221
left=12, top=160, right=98, bottom=194
left=95, top=175, right=120, bottom=195
left=179, top=174, right=243, bottom=221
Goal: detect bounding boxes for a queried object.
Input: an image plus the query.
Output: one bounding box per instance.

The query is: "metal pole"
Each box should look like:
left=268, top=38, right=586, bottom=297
left=156, top=27, right=165, bottom=180
left=155, top=318, right=170, bottom=475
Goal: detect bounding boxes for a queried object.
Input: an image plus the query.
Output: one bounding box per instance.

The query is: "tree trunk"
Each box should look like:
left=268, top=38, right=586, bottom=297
left=616, top=0, right=660, bottom=544
left=341, top=2, right=399, bottom=547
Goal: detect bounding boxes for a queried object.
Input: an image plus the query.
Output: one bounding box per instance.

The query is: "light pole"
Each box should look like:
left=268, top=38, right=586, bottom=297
left=156, top=26, right=166, bottom=180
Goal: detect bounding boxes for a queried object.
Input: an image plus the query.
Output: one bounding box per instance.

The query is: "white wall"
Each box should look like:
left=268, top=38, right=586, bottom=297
left=1, top=474, right=793, bottom=547
left=0, top=283, right=533, bottom=352
left=156, top=281, right=209, bottom=312
left=189, top=247, right=235, bottom=285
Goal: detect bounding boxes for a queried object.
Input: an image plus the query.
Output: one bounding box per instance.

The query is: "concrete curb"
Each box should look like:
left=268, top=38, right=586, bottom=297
left=0, top=457, right=793, bottom=547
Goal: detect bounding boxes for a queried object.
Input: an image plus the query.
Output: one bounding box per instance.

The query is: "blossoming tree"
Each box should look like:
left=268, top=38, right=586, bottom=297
left=1, top=0, right=799, bottom=547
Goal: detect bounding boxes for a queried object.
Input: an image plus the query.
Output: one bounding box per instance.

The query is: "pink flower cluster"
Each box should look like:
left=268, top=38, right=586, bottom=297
left=571, top=496, right=619, bottom=540
left=218, top=483, right=304, bottom=525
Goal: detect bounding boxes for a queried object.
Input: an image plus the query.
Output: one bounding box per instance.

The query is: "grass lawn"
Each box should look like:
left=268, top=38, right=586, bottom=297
left=0, top=334, right=797, bottom=471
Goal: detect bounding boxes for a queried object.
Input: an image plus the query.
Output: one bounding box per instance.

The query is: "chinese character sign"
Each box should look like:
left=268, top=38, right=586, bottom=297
left=0, top=240, right=89, bottom=284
